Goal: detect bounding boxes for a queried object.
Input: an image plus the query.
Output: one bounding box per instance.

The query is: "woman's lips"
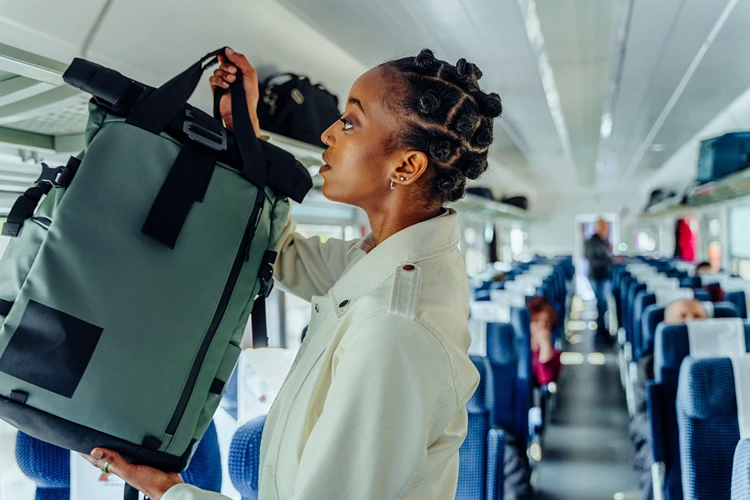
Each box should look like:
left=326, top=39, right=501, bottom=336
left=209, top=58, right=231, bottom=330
left=319, top=164, right=331, bottom=173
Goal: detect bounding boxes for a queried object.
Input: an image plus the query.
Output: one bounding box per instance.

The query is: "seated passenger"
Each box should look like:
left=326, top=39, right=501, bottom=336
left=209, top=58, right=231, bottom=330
left=528, top=297, right=562, bottom=386
left=693, top=261, right=724, bottom=301
left=694, top=261, right=714, bottom=276
left=630, top=299, right=707, bottom=500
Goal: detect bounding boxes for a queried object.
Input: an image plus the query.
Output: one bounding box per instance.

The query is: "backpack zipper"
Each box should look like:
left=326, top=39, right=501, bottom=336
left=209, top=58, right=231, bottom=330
left=165, top=190, right=265, bottom=436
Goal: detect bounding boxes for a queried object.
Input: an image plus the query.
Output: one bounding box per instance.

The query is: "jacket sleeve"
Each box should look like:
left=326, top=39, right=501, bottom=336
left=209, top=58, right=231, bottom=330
left=289, top=314, right=473, bottom=499
left=161, top=484, right=230, bottom=500
left=272, top=216, right=360, bottom=302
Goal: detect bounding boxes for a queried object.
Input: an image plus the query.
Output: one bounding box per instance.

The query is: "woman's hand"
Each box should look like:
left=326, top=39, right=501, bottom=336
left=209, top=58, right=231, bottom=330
left=81, top=448, right=183, bottom=500
left=209, top=47, right=262, bottom=137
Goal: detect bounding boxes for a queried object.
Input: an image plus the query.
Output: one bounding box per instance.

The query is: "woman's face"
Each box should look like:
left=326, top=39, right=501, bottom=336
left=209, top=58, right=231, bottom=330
left=530, top=312, right=553, bottom=338
left=318, top=67, right=406, bottom=208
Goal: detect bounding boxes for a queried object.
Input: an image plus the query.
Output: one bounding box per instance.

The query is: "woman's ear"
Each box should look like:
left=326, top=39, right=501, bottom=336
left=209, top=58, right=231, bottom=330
left=394, top=151, right=429, bottom=185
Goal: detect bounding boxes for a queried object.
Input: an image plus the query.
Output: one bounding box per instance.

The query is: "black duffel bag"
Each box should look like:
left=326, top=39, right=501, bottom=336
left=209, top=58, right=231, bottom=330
left=258, top=74, right=341, bottom=147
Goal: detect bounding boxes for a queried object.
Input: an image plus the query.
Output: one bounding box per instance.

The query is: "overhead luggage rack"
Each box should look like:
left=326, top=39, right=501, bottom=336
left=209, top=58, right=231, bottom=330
left=642, top=167, right=750, bottom=219
left=449, top=193, right=533, bottom=221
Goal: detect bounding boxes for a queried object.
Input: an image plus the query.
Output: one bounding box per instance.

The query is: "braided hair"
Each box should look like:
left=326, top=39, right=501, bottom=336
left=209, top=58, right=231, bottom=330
left=380, top=49, right=503, bottom=205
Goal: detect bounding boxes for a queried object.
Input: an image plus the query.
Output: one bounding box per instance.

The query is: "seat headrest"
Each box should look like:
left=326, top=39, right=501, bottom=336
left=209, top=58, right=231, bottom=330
left=678, top=356, right=737, bottom=420
left=15, top=432, right=70, bottom=489
left=687, top=318, right=746, bottom=358
left=229, top=415, right=266, bottom=498
left=489, top=290, right=526, bottom=307
left=468, top=355, right=494, bottom=413
left=655, top=287, right=694, bottom=306
left=504, top=280, right=537, bottom=296
left=731, top=354, right=750, bottom=439
left=653, top=321, right=750, bottom=383
left=470, top=301, right=510, bottom=323
left=646, top=277, right=679, bottom=292
left=486, top=323, right=518, bottom=365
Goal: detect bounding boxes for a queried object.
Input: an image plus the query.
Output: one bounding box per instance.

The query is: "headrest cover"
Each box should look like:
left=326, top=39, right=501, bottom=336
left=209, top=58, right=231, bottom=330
left=655, top=287, right=694, bottom=306
left=701, top=273, right=731, bottom=286
left=515, top=275, right=543, bottom=287
left=489, top=290, right=526, bottom=307
left=702, top=301, right=715, bottom=318
left=731, top=354, right=750, bottom=439
left=646, top=277, right=679, bottom=292
left=504, top=280, right=536, bottom=296
left=723, top=279, right=750, bottom=316
left=687, top=318, right=746, bottom=358
left=528, top=265, right=553, bottom=278
left=470, top=301, right=511, bottom=323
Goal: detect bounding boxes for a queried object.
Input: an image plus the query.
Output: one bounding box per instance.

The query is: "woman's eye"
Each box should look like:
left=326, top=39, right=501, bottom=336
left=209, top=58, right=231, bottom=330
left=340, top=117, right=354, bottom=131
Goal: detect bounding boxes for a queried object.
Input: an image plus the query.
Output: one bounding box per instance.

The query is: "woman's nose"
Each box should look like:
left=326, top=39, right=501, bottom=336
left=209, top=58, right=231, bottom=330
left=321, top=121, right=337, bottom=146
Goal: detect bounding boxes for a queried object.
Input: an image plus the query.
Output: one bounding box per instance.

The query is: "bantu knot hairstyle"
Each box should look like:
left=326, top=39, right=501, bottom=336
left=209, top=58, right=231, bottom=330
left=381, top=49, right=503, bottom=205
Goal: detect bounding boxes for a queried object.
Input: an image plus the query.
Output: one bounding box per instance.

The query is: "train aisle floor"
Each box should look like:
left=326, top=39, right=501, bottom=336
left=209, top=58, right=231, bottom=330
left=534, top=298, right=641, bottom=500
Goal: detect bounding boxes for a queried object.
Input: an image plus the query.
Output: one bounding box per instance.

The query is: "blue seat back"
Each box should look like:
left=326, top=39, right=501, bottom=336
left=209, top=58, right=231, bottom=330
left=181, top=421, right=223, bottom=492
left=627, top=282, right=647, bottom=344
left=650, top=322, right=750, bottom=500
left=16, top=432, right=69, bottom=500
left=733, top=439, right=750, bottom=499
left=17, top=422, right=222, bottom=499
left=229, top=415, right=266, bottom=500
left=457, top=356, right=494, bottom=500
left=726, top=290, right=748, bottom=319
left=486, top=322, right=517, bottom=433
left=485, top=307, right=532, bottom=442
left=677, top=357, right=740, bottom=499
left=633, top=291, right=657, bottom=360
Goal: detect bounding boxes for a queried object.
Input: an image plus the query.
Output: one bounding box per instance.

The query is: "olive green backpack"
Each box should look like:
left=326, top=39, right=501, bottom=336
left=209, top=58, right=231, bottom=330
left=0, top=48, right=311, bottom=474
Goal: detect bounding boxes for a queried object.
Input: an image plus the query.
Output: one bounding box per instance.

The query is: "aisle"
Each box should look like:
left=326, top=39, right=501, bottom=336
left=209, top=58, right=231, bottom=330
left=534, top=298, right=641, bottom=500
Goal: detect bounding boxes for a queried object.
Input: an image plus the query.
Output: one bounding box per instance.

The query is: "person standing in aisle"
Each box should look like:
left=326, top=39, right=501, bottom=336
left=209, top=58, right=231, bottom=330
left=585, top=219, right=613, bottom=343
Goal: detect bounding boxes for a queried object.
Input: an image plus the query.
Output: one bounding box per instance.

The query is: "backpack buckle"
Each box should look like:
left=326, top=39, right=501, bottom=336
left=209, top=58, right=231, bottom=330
left=258, top=250, right=276, bottom=298
left=34, top=163, right=68, bottom=189
left=183, top=111, right=227, bottom=151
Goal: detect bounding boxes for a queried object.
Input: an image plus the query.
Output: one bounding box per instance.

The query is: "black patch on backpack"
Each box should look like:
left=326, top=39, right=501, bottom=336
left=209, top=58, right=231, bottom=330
left=0, top=300, right=103, bottom=398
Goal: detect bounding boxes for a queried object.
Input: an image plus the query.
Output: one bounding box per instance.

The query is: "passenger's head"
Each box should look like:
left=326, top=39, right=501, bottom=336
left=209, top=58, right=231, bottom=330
left=319, top=49, right=502, bottom=210
left=527, top=296, right=557, bottom=337
left=664, top=299, right=708, bottom=325
left=595, top=219, right=609, bottom=239
left=695, top=261, right=714, bottom=276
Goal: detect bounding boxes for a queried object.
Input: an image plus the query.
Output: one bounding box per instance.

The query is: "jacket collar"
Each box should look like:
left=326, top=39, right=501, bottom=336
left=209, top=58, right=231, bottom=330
left=329, top=209, right=460, bottom=312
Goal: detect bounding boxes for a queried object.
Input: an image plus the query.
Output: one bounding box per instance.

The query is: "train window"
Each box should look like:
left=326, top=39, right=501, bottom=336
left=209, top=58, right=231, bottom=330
left=739, top=260, right=750, bottom=281
left=635, top=230, right=657, bottom=252
left=729, top=204, right=750, bottom=259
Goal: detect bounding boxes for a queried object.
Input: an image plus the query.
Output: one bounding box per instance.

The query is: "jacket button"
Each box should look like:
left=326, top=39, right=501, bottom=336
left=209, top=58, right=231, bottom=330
left=314, top=304, right=319, bottom=313
left=403, top=264, right=415, bottom=271
left=339, top=300, right=349, bottom=308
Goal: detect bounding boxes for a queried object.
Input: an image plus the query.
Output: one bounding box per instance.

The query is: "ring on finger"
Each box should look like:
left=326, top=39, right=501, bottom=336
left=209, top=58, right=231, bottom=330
left=102, top=461, right=110, bottom=473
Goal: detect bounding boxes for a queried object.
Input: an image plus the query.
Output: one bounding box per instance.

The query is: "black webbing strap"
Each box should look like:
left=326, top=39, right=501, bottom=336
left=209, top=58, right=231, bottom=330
left=213, top=72, right=266, bottom=190
left=3, top=184, right=52, bottom=237
left=123, top=484, right=139, bottom=500
left=251, top=250, right=277, bottom=348
left=141, top=139, right=217, bottom=249
left=251, top=296, right=268, bottom=348
left=0, top=300, right=13, bottom=316
left=125, top=48, right=226, bottom=134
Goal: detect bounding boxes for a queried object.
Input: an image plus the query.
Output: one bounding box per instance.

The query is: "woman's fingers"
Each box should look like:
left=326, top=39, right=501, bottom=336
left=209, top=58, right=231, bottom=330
left=80, top=448, right=133, bottom=480
left=80, top=448, right=183, bottom=500
left=209, top=75, right=230, bottom=90
left=223, top=48, right=256, bottom=80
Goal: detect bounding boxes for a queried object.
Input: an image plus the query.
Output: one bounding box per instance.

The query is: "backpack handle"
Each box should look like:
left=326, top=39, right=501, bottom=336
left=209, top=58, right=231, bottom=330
left=126, top=47, right=225, bottom=134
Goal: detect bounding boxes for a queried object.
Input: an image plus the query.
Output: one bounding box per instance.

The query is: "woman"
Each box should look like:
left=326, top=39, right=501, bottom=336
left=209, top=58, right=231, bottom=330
left=83, top=47, right=503, bottom=499
left=527, top=297, right=561, bottom=386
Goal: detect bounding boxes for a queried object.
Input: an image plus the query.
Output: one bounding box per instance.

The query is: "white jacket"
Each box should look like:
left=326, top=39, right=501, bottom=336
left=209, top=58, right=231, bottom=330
left=163, top=209, right=479, bottom=500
